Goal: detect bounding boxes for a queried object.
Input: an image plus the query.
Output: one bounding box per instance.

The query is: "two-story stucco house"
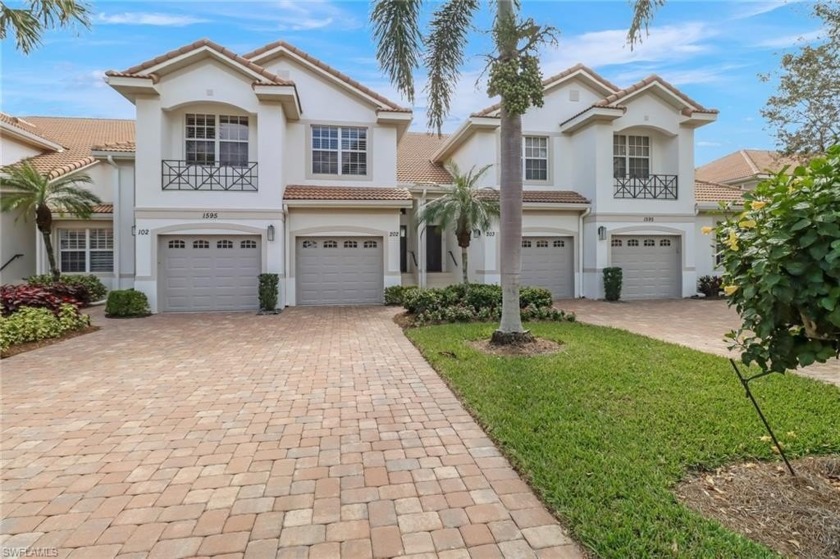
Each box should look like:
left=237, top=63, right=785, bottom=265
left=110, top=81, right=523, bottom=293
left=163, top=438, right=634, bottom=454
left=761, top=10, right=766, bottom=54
left=2, top=38, right=733, bottom=311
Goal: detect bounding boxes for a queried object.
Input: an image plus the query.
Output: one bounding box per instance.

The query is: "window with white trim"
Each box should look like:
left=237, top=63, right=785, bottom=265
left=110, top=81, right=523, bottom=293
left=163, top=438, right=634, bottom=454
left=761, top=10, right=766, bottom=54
left=311, top=125, right=368, bottom=175
left=59, top=229, right=113, bottom=273
left=523, top=136, right=548, bottom=181
left=185, top=113, right=249, bottom=166
left=613, top=135, right=650, bottom=178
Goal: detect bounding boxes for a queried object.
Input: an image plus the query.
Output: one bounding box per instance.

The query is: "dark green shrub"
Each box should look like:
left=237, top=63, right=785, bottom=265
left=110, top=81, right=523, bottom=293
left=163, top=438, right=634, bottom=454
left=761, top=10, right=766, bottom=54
left=603, top=267, right=623, bottom=301
left=105, top=289, right=150, bottom=318
left=258, top=273, right=279, bottom=312
left=697, top=275, right=724, bottom=298
left=384, top=285, right=419, bottom=306
left=27, top=274, right=107, bottom=302
left=403, top=288, right=444, bottom=314
left=520, top=286, right=553, bottom=308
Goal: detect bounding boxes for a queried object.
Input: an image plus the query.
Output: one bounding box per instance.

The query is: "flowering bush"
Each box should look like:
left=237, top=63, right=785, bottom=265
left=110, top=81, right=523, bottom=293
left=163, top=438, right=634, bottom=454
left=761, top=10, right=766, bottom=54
left=27, top=274, right=107, bottom=304
left=0, top=304, right=90, bottom=353
left=712, top=145, right=840, bottom=372
left=1, top=284, right=80, bottom=317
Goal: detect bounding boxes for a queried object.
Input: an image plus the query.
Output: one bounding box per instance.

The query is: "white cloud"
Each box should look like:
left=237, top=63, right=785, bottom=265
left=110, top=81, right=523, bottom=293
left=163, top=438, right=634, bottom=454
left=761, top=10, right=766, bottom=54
left=198, top=0, right=360, bottom=32
left=753, top=28, right=824, bottom=48
left=609, top=64, right=745, bottom=86
left=96, top=12, right=207, bottom=26
left=697, top=141, right=723, bottom=147
left=730, top=1, right=788, bottom=20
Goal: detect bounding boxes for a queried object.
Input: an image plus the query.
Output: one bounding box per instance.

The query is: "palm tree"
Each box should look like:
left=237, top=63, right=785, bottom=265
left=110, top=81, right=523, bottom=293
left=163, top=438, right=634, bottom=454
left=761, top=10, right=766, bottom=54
left=0, top=0, right=90, bottom=54
left=418, top=162, right=498, bottom=284
left=372, top=0, right=660, bottom=343
left=1, top=161, right=100, bottom=280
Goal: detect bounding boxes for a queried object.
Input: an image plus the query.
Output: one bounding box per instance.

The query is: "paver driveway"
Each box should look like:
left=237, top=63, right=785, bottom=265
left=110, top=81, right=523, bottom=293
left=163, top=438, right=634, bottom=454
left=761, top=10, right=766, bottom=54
left=1, top=307, right=583, bottom=559
left=557, top=298, right=840, bottom=387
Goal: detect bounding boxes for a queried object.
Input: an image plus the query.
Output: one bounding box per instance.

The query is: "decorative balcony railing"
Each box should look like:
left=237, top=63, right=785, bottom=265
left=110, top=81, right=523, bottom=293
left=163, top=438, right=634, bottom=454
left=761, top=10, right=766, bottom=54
left=614, top=174, right=678, bottom=200
left=162, top=160, right=258, bottom=191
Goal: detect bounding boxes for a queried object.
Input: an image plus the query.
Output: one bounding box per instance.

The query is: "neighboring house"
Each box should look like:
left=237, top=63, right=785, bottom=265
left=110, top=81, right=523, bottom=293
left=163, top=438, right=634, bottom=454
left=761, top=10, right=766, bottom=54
left=0, top=113, right=133, bottom=285
left=696, top=149, right=801, bottom=190
left=2, top=39, right=737, bottom=310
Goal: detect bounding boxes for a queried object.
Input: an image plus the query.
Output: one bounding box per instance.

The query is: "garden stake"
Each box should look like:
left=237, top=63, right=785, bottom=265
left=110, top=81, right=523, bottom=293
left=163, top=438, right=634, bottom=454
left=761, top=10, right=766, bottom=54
left=729, top=359, right=796, bottom=476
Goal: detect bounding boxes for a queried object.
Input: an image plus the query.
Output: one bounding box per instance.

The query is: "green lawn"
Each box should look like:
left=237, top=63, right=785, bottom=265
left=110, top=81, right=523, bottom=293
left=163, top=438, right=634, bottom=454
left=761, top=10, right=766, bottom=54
left=406, top=322, right=840, bottom=558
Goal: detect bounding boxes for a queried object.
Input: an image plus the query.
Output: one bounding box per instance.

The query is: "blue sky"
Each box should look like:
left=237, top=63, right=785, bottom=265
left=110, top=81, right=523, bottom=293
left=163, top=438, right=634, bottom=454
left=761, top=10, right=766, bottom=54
left=0, top=1, right=827, bottom=164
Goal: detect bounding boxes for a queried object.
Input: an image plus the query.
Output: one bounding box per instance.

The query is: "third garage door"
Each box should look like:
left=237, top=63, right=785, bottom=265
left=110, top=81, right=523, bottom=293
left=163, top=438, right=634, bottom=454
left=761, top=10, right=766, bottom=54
left=521, top=237, right=574, bottom=299
left=611, top=235, right=681, bottom=299
left=296, top=237, right=383, bottom=305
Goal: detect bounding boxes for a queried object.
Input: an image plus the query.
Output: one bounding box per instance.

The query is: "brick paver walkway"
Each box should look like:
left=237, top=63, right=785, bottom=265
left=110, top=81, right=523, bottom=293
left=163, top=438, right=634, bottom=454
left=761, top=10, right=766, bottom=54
left=1, top=307, right=583, bottom=558
left=556, top=298, right=840, bottom=387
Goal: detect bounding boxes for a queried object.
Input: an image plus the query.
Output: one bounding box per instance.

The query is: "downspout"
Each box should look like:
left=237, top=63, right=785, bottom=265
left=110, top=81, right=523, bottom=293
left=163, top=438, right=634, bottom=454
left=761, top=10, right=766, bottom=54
left=105, top=156, right=120, bottom=290
left=283, top=203, right=290, bottom=307
left=578, top=206, right=591, bottom=298
left=419, top=189, right=427, bottom=288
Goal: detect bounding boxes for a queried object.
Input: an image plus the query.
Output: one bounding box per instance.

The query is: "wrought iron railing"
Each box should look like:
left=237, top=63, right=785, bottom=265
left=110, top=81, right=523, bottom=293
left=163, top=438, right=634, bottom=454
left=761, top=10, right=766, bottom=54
left=614, top=174, right=678, bottom=200
left=162, top=160, right=258, bottom=191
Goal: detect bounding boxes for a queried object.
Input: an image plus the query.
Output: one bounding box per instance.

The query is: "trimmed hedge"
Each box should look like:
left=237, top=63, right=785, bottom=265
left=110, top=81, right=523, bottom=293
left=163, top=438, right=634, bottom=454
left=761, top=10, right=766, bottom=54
left=105, top=289, right=150, bottom=318
left=0, top=304, right=90, bottom=353
left=603, top=267, right=623, bottom=301
left=258, top=273, right=279, bottom=312
left=27, top=274, right=107, bottom=303
left=384, top=285, right=419, bottom=306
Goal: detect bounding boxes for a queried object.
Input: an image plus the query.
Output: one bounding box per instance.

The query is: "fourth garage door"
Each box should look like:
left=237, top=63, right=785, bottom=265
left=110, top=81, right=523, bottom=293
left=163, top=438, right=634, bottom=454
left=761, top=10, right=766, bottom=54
left=611, top=235, right=681, bottom=300
left=296, top=237, right=384, bottom=305
left=521, top=237, right=574, bottom=299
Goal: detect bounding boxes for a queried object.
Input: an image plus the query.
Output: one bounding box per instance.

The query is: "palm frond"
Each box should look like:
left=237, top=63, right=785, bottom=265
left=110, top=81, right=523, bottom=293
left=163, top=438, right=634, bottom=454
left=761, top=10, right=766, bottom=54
left=0, top=160, right=100, bottom=219
left=423, top=0, right=479, bottom=134
left=371, top=0, right=423, bottom=103
left=627, top=0, right=665, bottom=48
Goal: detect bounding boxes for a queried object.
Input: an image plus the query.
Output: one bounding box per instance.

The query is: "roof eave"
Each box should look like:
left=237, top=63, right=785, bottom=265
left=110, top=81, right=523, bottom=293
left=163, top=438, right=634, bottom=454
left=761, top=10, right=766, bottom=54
left=106, top=75, right=159, bottom=104
left=431, top=117, right=500, bottom=163
left=284, top=199, right=412, bottom=208
left=0, top=122, right=64, bottom=152
left=92, top=150, right=136, bottom=159
left=680, top=111, right=718, bottom=129
left=523, top=202, right=591, bottom=210
left=253, top=84, right=302, bottom=120
left=560, top=107, right=626, bottom=134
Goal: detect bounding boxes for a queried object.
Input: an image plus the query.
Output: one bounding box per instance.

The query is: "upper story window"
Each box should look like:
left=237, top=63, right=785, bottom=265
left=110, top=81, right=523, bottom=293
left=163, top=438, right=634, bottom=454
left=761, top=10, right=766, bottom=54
left=185, top=113, right=249, bottom=167
left=523, top=136, right=548, bottom=181
left=59, top=228, right=113, bottom=273
left=613, top=135, right=650, bottom=178
left=311, top=125, right=368, bottom=176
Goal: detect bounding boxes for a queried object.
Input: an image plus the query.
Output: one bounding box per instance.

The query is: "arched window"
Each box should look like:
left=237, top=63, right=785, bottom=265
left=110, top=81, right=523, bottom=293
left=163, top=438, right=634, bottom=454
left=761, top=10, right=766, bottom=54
left=241, top=240, right=257, bottom=249
left=193, top=240, right=210, bottom=249
left=344, top=240, right=358, bottom=248
left=217, top=240, right=234, bottom=249
left=660, top=239, right=671, bottom=247
left=323, top=240, right=338, bottom=248
left=536, top=240, right=549, bottom=248
left=302, top=240, right=317, bottom=249
left=522, top=240, right=532, bottom=248
left=553, top=240, right=565, bottom=248
left=628, top=239, right=639, bottom=247
left=611, top=239, right=622, bottom=247
left=363, top=240, right=378, bottom=248
left=644, top=239, right=656, bottom=247
left=168, top=240, right=185, bottom=249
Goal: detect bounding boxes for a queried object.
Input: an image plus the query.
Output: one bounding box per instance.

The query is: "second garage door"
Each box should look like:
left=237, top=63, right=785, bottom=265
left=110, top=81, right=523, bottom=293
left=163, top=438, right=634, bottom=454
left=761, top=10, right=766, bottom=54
left=521, top=237, right=574, bottom=299
left=611, top=235, right=681, bottom=300
left=296, top=237, right=384, bottom=305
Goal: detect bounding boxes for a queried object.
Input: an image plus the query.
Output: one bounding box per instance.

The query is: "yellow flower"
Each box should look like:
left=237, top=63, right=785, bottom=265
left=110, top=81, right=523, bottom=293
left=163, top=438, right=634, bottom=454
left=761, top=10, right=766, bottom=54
left=751, top=201, right=767, bottom=210
left=739, top=219, right=757, bottom=229
left=724, top=231, right=739, bottom=251
left=724, top=285, right=739, bottom=296
left=701, top=226, right=714, bottom=235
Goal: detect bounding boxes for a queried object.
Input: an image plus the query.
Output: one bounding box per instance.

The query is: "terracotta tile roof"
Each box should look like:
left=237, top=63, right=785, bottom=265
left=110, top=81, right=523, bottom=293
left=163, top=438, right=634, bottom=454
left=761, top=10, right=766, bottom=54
left=695, top=149, right=802, bottom=185
left=3, top=117, right=135, bottom=180
left=595, top=75, right=718, bottom=114
left=243, top=40, right=411, bottom=112
left=0, top=112, right=63, bottom=147
left=106, top=38, right=292, bottom=86
left=397, top=132, right=453, bottom=184
left=91, top=204, right=114, bottom=214
left=695, top=180, right=744, bottom=204
left=477, top=189, right=589, bottom=204
left=92, top=141, right=136, bottom=153
left=472, top=63, right=620, bottom=117
left=284, top=185, right=412, bottom=201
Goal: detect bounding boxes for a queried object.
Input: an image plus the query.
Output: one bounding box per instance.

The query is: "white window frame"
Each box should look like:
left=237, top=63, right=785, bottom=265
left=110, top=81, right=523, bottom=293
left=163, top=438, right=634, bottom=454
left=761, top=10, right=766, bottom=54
left=185, top=113, right=249, bottom=167
left=59, top=228, right=114, bottom=273
left=523, top=136, right=549, bottom=182
left=613, top=135, right=651, bottom=178
left=311, top=125, right=368, bottom=176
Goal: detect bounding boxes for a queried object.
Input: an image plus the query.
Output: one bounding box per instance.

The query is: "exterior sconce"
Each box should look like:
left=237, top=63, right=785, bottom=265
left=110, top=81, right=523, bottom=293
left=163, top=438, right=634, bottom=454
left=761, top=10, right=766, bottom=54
left=597, top=226, right=607, bottom=241
left=131, top=225, right=136, bottom=237
left=267, top=224, right=275, bottom=242
left=473, top=229, right=481, bottom=237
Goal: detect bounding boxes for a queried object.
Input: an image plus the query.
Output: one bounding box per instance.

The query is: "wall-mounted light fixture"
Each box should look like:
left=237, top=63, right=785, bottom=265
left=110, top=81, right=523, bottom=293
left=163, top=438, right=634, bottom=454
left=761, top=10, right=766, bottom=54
left=131, top=225, right=136, bottom=237
left=473, top=229, right=481, bottom=238
left=597, top=226, right=607, bottom=241
left=267, top=224, right=275, bottom=242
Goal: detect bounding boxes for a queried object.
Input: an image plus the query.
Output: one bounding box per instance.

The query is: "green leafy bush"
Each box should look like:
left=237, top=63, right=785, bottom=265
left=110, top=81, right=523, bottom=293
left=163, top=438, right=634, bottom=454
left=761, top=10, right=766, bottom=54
left=258, top=273, right=279, bottom=312
left=384, top=285, right=419, bottom=306
left=714, top=145, right=840, bottom=372
left=105, top=289, right=150, bottom=318
left=603, top=267, right=623, bottom=301
left=27, top=274, right=107, bottom=303
left=0, top=304, right=90, bottom=353
left=697, top=275, right=724, bottom=298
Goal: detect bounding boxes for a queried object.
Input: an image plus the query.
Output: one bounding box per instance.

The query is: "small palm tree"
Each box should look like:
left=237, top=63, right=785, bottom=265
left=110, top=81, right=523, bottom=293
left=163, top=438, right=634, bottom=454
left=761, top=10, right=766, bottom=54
left=419, top=162, right=498, bottom=284
left=1, top=161, right=100, bottom=280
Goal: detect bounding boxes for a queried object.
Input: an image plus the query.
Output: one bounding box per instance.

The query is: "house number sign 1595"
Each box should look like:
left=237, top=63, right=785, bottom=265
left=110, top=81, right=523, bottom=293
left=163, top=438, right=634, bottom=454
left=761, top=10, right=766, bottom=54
left=643, top=217, right=655, bottom=222
left=202, top=212, right=219, bottom=219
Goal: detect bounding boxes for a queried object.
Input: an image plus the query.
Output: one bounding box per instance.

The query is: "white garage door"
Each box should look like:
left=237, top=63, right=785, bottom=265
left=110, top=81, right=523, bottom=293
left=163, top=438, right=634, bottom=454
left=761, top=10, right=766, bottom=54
left=611, top=235, right=681, bottom=300
left=521, top=237, right=574, bottom=299
left=296, top=237, right=383, bottom=305
left=160, top=235, right=260, bottom=312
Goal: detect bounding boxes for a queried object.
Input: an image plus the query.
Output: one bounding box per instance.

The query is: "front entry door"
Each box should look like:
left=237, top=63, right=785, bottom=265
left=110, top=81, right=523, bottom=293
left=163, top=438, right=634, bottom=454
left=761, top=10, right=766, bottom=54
left=426, top=226, right=442, bottom=273
left=400, top=225, right=407, bottom=273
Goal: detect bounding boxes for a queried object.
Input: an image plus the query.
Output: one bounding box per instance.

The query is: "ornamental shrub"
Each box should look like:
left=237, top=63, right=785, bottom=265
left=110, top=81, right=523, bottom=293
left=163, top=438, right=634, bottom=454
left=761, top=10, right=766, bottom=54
left=258, top=273, right=279, bottom=312
left=105, top=289, right=150, bottom=318
left=1, top=284, right=78, bottom=317
left=697, top=275, right=724, bottom=298
left=0, top=304, right=90, bottom=353
left=714, top=144, right=840, bottom=372
left=603, top=267, right=623, bottom=301
left=384, top=285, right=419, bottom=306
left=27, top=274, right=107, bottom=303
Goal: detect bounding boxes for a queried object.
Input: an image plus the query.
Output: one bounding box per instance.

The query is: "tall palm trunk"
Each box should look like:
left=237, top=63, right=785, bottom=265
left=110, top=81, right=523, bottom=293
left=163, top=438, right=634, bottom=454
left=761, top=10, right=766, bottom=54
left=493, top=0, right=528, bottom=341
left=35, top=203, right=59, bottom=280
left=461, top=247, right=469, bottom=284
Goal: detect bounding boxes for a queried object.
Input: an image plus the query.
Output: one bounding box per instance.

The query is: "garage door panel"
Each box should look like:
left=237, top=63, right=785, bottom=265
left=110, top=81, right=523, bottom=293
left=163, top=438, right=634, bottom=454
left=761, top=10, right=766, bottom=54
left=521, top=236, right=574, bottom=299
left=611, top=235, right=680, bottom=300
left=297, top=237, right=383, bottom=305
left=160, top=235, right=260, bottom=312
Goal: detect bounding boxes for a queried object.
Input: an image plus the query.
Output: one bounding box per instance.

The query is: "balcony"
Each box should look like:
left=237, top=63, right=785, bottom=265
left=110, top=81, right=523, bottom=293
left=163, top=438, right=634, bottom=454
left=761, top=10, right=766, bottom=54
left=162, top=160, right=258, bottom=191
left=614, top=174, right=678, bottom=200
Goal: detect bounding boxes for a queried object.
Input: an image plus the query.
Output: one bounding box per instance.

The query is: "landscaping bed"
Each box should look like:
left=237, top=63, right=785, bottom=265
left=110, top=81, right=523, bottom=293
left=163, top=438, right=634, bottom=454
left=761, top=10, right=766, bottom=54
left=406, top=321, right=840, bottom=558
left=1, top=324, right=99, bottom=359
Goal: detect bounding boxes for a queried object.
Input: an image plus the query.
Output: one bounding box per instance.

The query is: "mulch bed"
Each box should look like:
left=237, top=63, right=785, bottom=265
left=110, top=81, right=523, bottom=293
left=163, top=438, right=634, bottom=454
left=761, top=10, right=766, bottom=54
left=676, top=456, right=840, bottom=558
left=0, top=325, right=100, bottom=359
left=468, top=337, right=565, bottom=357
